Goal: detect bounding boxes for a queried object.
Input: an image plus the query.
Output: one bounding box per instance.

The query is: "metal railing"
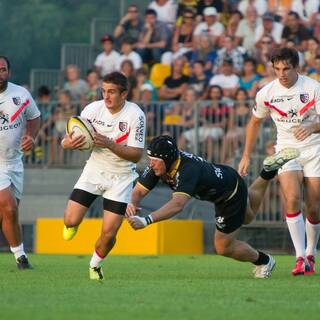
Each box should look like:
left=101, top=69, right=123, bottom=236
left=30, top=69, right=63, bottom=96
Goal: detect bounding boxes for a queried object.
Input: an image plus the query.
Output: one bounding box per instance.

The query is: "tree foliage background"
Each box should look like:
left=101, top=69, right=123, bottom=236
left=0, top=0, right=147, bottom=84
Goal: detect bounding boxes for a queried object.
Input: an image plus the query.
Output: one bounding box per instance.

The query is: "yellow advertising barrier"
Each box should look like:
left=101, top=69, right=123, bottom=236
left=36, top=218, right=203, bottom=255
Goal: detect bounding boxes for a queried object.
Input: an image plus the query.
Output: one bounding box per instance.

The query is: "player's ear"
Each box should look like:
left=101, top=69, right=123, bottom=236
left=120, top=89, right=128, bottom=100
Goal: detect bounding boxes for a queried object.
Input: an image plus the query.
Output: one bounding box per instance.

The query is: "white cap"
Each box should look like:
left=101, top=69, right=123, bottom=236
left=204, top=7, right=217, bottom=16
left=141, top=83, right=153, bottom=92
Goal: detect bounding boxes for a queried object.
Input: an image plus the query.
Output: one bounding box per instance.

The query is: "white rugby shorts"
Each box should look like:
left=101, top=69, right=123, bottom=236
left=277, top=144, right=320, bottom=177
left=0, top=162, right=24, bottom=199
left=74, top=164, right=138, bottom=203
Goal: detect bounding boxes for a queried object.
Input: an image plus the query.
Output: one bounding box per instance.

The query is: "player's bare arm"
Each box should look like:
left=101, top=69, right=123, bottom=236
left=21, top=116, right=41, bottom=152
left=61, top=131, right=86, bottom=149
left=93, top=132, right=143, bottom=163
left=128, top=193, right=189, bottom=230
left=126, top=183, right=149, bottom=217
left=238, top=115, right=263, bottom=176
left=292, top=122, right=320, bottom=141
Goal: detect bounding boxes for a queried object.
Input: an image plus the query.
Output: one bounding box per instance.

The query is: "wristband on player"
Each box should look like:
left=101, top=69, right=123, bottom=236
left=145, top=214, right=153, bottom=226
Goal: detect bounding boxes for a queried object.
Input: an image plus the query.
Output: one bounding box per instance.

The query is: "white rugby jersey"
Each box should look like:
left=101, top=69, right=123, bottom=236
left=0, top=82, right=40, bottom=163
left=81, top=100, right=146, bottom=173
left=254, top=75, right=320, bottom=148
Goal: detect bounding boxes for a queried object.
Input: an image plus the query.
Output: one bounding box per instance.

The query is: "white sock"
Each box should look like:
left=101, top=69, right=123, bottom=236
left=286, top=212, right=306, bottom=258
left=89, top=250, right=104, bottom=268
left=10, top=243, right=26, bottom=260
left=306, top=217, right=320, bottom=258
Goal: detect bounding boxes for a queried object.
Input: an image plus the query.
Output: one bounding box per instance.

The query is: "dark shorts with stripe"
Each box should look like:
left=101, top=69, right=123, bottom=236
left=214, top=176, right=248, bottom=234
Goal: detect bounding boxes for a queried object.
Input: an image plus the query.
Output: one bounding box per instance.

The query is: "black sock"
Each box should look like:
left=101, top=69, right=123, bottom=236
left=253, top=251, right=270, bottom=265
left=260, top=168, right=278, bottom=181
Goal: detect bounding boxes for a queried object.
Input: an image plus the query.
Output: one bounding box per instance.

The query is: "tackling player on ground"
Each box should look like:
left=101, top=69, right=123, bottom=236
left=126, top=135, right=299, bottom=279
left=61, top=72, right=146, bottom=280
left=0, top=56, right=41, bottom=269
left=238, top=47, right=320, bottom=276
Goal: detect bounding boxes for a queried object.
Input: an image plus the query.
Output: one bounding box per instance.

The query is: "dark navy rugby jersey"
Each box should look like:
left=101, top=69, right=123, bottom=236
left=138, top=151, right=241, bottom=203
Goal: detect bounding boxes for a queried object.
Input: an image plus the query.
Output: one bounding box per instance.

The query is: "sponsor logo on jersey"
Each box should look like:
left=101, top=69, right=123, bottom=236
left=287, top=108, right=298, bottom=118
left=0, top=111, right=9, bottom=124
left=215, top=216, right=226, bottom=229
left=119, top=121, right=128, bottom=132
left=300, top=94, right=309, bottom=103
left=12, top=97, right=21, bottom=106
left=270, top=97, right=284, bottom=103
left=135, top=116, right=145, bottom=142
left=92, top=119, right=105, bottom=126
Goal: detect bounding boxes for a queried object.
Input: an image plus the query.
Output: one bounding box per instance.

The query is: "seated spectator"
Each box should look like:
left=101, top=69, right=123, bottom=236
left=238, top=57, right=261, bottom=98
left=257, top=61, right=276, bottom=89
left=116, top=38, right=142, bottom=71
left=113, top=4, right=144, bottom=47
left=188, top=60, right=210, bottom=99
left=197, top=0, right=224, bottom=17
left=119, top=60, right=137, bottom=100
left=237, top=0, right=267, bottom=17
left=225, top=10, right=243, bottom=38
left=221, top=88, right=251, bottom=163
left=253, top=35, right=275, bottom=70
left=159, top=58, right=190, bottom=100
left=148, top=0, right=178, bottom=29
left=214, top=35, right=244, bottom=74
left=183, top=85, right=230, bottom=162
left=209, top=57, right=239, bottom=97
left=268, top=0, right=293, bottom=22
left=281, top=11, right=311, bottom=51
left=255, top=12, right=283, bottom=45
left=291, top=0, right=320, bottom=26
left=176, top=0, right=200, bottom=23
left=136, top=9, right=172, bottom=64
left=235, top=6, right=260, bottom=55
left=307, top=55, right=320, bottom=82
left=86, top=69, right=101, bottom=103
left=132, top=68, right=158, bottom=101
left=187, top=34, right=217, bottom=77
left=310, top=12, right=320, bottom=43
left=304, top=38, right=320, bottom=71
left=94, top=34, right=120, bottom=77
left=48, top=90, right=76, bottom=165
left=164, top=87, right=197, bottom=141
left=171, top=8, right=195, bottom=56
left=193, top=7, right=225, bottom=47
left=63, top=64, right=89, bottom=102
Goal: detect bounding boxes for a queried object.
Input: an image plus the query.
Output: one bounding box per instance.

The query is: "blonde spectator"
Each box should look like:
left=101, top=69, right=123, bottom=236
left=63, top=64, right=89, bottom=102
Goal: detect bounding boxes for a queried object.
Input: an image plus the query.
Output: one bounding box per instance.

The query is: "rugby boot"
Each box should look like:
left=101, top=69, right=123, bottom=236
left=16, top=255, right=32, bottom=270
left=292, top=256, right=306, bottom=276
left=305, top=255, right=315, bottom=275
left=63, top=225, right=79, bottom=241
left=263, top=147, right=300, bottom=172
left=89, top=266, right=104, bottom=280
left=254, top=254, right=276, bottom=278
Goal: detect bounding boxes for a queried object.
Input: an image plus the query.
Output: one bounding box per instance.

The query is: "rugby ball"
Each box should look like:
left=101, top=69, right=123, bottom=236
left=66, top=116, right=95, bottom=150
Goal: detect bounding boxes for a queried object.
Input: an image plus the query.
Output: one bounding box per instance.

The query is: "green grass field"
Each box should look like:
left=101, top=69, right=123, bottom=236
left=1, top=254, right=319, bottom=320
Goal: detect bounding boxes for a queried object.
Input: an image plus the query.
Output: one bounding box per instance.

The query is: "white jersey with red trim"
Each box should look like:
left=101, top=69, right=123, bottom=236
left=254, top=75, right=320, bottom=148
left=81, top=99, right=146, bottom=174
left=0, top=82, right=40, bottom=163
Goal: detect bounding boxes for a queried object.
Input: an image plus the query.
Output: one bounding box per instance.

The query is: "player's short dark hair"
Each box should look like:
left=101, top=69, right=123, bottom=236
left=0, top=55, right=11, bottom=70
left=103, top=72, right=128, bottom=93
left=270, top=48, right=299, bottom=68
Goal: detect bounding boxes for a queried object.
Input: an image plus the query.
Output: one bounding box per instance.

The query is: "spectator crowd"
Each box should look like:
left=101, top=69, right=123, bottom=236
left=33, top=0, right=320, bottom=166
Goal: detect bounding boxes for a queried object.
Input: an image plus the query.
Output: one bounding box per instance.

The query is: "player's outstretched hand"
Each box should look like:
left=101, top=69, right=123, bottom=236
left=125, top=203, right=142, bottom=217
left=128, top=216, right=146, bottom=230
left=21, top=135, right=35, bottom=152
left=238, top=156, right=250, bottom=177
left=61, top=131, right=86, bottom=149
